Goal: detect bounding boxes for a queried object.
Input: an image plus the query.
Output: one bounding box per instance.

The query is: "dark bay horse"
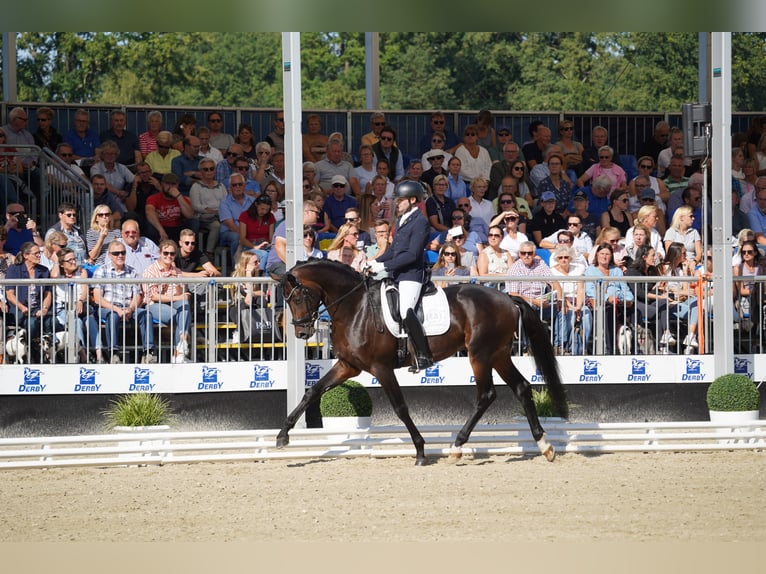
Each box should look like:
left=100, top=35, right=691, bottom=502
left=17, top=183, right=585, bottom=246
left=276, top=259, right=568, bottom=466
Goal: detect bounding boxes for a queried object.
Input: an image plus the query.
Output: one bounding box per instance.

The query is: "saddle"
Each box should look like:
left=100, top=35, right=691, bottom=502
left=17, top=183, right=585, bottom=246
left=380, top=280, right=450, bottom=338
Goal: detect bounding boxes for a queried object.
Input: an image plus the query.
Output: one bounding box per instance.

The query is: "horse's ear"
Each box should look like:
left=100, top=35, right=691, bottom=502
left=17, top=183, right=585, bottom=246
left=282, top=273, right=296, bottom=288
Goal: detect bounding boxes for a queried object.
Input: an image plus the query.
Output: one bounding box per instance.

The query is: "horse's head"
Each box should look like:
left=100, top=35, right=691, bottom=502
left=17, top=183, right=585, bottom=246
left=282, top=272, right=321, bottom=339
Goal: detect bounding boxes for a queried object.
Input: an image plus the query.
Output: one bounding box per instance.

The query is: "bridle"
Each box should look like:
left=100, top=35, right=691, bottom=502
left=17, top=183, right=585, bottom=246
left=283, top=272, right=367, bottom=328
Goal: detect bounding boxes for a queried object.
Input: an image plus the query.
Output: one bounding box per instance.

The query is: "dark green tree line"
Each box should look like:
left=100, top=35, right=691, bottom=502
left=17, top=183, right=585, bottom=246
left=4, top=32, right=766, bottom=112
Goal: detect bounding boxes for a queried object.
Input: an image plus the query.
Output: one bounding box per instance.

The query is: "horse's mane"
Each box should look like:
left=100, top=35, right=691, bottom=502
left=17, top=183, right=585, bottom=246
left=291, top=258, right=365, bottom=289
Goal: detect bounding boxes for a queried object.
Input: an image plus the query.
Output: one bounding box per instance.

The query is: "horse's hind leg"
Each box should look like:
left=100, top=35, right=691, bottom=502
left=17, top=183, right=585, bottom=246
left=374, top=368, right=427, bottom=466
left=494, top=354, right=556, bottom=462
left=448, top=355, right=497, bottom=462
left=276, top=361, right=359, bottom=449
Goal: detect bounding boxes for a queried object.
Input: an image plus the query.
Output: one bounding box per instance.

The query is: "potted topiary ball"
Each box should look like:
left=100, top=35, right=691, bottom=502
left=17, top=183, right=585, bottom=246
left=320, top=380, right=373, bottom=437
left=706, top=374, right=761, bottom=423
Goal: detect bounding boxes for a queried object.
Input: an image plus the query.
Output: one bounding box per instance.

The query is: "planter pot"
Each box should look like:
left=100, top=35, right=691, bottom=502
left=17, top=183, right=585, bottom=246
left=708, top=410, right=760, bottom=424
left=321, top=416, right=372, bottom=445
left=708, top=410, right=760, bottom=445
left=114, top=425, right=171, bottom=463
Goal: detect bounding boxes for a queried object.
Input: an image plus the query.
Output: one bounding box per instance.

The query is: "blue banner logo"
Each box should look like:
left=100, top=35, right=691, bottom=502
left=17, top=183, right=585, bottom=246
left=20, top=367, right=46, bottom=392
left=250, top=364, right=275, bottom=389
left=627, top=358, right=650, bottom=381
left=74, top=367, right=100, bottom=392
left=129, top=367, right=155, bottom=391
left=580, top=359, right=603, bottom=382
left=198, top=365, right=223, bottom=390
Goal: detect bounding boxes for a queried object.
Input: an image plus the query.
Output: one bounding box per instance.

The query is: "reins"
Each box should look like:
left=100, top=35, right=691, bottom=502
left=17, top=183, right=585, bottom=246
left=285, top=272, right=367, bottom=328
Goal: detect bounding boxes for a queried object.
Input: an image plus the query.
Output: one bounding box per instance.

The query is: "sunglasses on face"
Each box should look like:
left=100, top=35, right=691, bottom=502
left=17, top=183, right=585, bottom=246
left=182, top=241, right=196, bottom=246
left=488, top=233, right=503, bottom=238
left=380, top=136, right=393, bottom=141
left=373, top=121, right=385, bottom=126
left=519, top=251, right=534, bottom=256
left=499, top=199, right=514, bottom=205
left=639, top=164, right=653, bottom=169
left=504, top=215, right=519, bottom=222
left=161, top=251, right=176, bottom=256
left=742, top=250, right=756, bottom=255
left=110, top=250, right=126, bottom=256
left=332, top=183, right=346, bottom=188
left=443, top=252, right=457, bottom=257
left=201, top=167, right=215, bottom=172
left=599, top=155, right=611, bottom=160
left=452, top=215, right=464, bottom=220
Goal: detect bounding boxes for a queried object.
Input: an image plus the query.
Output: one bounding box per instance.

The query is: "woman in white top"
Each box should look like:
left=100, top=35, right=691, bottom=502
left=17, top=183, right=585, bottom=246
left=493, top=207, right=528, bottom=259
left=476, top=225, right=512, bottom=291
left=624, top=205, right=665, bottom=264
left=550, top=244, right=590, bottom=355
left=663, top=205, right=701, bottom=265
left=355, top=144, right=377, bottom=192
left=452, top=124, right=492, bottom=184
left=468, top=177, right=494, bottom=227
left=629, top=156, right=669, bottom=204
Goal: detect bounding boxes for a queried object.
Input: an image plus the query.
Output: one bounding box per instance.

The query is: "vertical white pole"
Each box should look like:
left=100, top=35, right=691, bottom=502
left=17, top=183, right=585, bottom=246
left=282, top=32, right=306, bottom=426
left=710, top=32, right=733, bottom=378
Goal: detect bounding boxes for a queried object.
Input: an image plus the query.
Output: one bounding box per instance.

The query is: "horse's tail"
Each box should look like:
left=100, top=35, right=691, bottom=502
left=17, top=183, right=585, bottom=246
left=509, top=295, right=569, bottom=419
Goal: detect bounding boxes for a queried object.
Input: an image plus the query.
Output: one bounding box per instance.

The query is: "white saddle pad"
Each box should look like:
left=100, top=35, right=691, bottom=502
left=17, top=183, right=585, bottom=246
left=380, top=283, right=451, bottom=338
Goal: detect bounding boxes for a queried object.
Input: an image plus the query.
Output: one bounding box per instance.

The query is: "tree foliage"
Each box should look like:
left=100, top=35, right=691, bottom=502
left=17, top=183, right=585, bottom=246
left=4, top=32, right=765, bottom=112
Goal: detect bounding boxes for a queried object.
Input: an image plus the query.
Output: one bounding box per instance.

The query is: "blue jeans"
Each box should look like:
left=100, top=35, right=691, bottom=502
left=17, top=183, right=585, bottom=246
left=98, top=306, right=154, bottom=351
left=555, top=307, right=593, bottom=355
left=146, top=300, right=191, bottom=346
left=55, top=309, right=100, bottom=350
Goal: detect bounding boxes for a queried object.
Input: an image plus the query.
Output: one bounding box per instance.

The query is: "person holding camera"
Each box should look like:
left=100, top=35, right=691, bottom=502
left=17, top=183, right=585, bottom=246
left=4, top=203, right=44, bottom=255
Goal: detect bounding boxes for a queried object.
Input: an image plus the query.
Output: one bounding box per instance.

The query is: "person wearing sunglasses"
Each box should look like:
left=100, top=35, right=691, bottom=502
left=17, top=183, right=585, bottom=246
left=733, top=239, right=766, bottom=348
left=5, top=241, right=55, bottom=360
left=372, top=125, right=404, bottom=183
left=431, top=241, right=470, bottom=289
left=315, top=139, right=361, bottom=198
left=452, top=124, right=492, bottom=185
left=507, top=241, right=562, bottom=339
left=54, top=246, right=97, bottom=364
left=144, top=130, right=180, bottom=178
left=44, top=201, right=87, bottom=264
left=190, top=157, right=228, bottom=257
left=169, top=135, right=203, bottom=196
left=539, top=214, right=594, bottom=259
left=93, top=239, right=156, bottom=364
left=418, top=111, right=460, bottom=156
left=90, top=140, right=136, bottom=203
left=86, top=206, right=122, bottom=267
left=554, top=120, right=585, bottom=177
left=144, top=172, right=197, bottom=245
left=421, top=135, right=453, bottom=173
left=206, top=112, right=235, bottom=154
left=142, top=238, right=193, bottom=364
left=550, top=244, right=591, bottom=356
left=323, top=175, right=358, bottom=232
left=581, top=125, right=623, bottom=174
left=4, top=202, right=44, bottom=255
left=628, top=156, right=670, bottom=209
left=576, top=145, right=627, bottom=194
left=360, top=111, right=386, bottom=147
left=175, top=228, right=221, bottom=299
left=637, top=121, right=670, bottom=166
left=326, top=222, right=366, bottom=273
left=490, top=203, right=527, bottom=260
left=476, top=225, right=512, bottom=291
left=138, top=110, right=164, bottom=159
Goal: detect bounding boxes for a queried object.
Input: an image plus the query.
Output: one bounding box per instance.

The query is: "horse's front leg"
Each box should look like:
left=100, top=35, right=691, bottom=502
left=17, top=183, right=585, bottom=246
left=373, top=367, right=427, bottom=466
left=276, top=361, right=360, bottom=449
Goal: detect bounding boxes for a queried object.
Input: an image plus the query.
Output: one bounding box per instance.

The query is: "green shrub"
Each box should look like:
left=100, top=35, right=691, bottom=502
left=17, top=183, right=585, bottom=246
left=533, top=387, right=563, bottom=418
left=102, top=393, right=175, bottom=428
left=320, top=380, right=373, bottom=418
left=706, top=374, right=761, bottom=412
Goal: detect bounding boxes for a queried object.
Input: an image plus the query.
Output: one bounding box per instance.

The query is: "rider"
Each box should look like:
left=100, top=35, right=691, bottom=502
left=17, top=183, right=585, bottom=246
left=367, top=180, right=434, bottom=373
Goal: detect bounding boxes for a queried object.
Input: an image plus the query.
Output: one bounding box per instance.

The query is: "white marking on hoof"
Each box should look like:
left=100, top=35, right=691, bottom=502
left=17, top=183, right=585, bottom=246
left=537, top=434, right=555, bottom=461
left=447, top=445, right=463, bottom=462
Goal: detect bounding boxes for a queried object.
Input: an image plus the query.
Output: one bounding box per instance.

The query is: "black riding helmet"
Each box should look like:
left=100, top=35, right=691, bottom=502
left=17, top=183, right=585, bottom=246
left=393, top=180, right=425, bottom=202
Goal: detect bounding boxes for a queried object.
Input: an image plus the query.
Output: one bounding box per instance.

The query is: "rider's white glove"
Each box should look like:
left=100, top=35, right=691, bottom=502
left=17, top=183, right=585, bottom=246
left=367, top=261, right=385, bottom=274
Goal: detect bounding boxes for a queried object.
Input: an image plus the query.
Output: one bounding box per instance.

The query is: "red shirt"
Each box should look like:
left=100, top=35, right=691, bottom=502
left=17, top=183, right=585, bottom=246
left=238, top=210, right=275, bottom=244
left=146, top=192, right=191, bottom=228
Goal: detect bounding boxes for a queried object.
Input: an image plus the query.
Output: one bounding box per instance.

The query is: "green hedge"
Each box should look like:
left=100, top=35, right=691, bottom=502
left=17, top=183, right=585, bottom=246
left=320, top=380, right=373, bottom=418
left=706, top=374, right=760, bottom=412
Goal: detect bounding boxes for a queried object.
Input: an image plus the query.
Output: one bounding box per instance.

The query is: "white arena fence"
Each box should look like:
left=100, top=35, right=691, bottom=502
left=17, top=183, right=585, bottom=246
left=0, top=421, right=763, bottom=470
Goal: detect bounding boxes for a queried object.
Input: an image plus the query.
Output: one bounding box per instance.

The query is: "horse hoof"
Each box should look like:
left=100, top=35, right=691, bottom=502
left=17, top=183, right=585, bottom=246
left=415, top=457, right=428, bottom=467
left=275, top=434, right=289, bottom=449
left=543, top=445, right=556, bottom=462
left=447, top=447, right=463, bottom=463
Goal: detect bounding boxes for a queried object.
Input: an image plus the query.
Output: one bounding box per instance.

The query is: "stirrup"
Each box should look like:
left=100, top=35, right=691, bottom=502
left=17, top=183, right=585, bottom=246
left=408, top=356, right=434, bottom=374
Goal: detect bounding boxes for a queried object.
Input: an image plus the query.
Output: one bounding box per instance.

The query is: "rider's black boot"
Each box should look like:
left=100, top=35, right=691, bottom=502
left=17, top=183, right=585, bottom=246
left=404, top=309, right=434, bottom=373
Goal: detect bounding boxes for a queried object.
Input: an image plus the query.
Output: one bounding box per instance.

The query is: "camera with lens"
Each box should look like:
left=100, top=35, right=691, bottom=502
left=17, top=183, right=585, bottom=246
left=15, top=213, right=28, bottom=228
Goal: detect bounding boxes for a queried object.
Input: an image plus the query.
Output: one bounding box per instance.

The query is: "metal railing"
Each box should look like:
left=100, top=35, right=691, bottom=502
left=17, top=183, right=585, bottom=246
left=0, top=271, right=752, bottom=366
